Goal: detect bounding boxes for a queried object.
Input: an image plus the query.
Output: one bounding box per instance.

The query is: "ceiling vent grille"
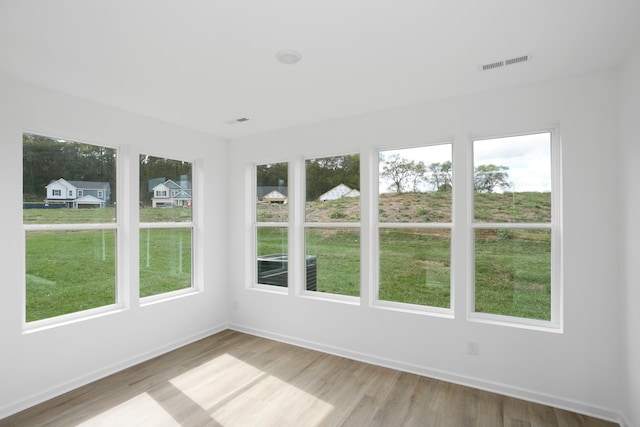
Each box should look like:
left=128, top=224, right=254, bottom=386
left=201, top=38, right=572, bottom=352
left=224, top=117, right=250, bottom=124
left=482, top=60, right=504, bottom=71
left=480, top=54, right=531, bottom=72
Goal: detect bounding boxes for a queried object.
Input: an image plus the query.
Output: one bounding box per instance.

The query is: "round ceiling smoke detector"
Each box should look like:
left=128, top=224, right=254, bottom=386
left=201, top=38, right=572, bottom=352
left=276, top=50, right=302, bottom=65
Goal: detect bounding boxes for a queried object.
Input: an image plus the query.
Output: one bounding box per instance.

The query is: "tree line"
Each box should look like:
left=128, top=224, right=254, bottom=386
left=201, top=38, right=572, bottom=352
left=23, top=134, right=191, bottom=204
left=256, top=153, right=511, bottom=202
left=257, top=155, right=361, bottom=201
left=381, top=154, right=511, bottom=194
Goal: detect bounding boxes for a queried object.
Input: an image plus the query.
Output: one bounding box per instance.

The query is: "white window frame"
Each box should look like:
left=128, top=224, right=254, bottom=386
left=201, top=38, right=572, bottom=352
left=467, top=129, right=562, bottom=331
left=139, top=154, right=197, bottom=304
left=23, top=133, right=123, bottom=331
left=301, top=152, right=361, bottom=304
left=252, top=161, right=291, bottom=294
left=373, top=142, right=455, bottom=317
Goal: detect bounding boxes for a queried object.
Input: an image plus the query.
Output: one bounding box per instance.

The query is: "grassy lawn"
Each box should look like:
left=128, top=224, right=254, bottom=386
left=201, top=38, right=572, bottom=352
left=25, top=208, right=192, bottom=322
left=26, top=229, right=117, bottom=322
left=257, top=192, right=552, bottom=320
left=24, top=206, right=192, bottom=224
left=25, top=193, right=552, bottom=322
left=379, top=228, right=451, bottom=308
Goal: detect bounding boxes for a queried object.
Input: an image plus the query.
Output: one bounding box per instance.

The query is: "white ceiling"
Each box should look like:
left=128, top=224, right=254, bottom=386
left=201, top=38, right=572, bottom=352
left=1, top=0, right=639, bottom=139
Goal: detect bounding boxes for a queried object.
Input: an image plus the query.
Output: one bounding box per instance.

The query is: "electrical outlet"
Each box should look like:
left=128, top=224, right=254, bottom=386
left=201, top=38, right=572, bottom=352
left=468, top=341, right=479, bottom=356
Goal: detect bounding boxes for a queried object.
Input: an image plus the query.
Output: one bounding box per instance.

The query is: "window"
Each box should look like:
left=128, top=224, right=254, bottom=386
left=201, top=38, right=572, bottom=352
left=139, top=154, right=193, bottom=298
left=23, top=133, right=117, bottom=322
left=255, top=162, right=288, bottom=288
left=305, top=154, right=360, bottom=298
left=472, top=131, right=557, bottom=323
left=377, top=144, right=452, bottom=310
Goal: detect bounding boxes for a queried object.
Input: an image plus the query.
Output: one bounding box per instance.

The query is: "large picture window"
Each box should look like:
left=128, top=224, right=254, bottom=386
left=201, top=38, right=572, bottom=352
left=377, top=144, right=452, bottom=310
left=23, top=133, right=117, bottom=322
left=472, top=132, right=556, bottom=323
left=305, top=154, right=360, bottom=297
left=139, top=154, right=193, bottom=298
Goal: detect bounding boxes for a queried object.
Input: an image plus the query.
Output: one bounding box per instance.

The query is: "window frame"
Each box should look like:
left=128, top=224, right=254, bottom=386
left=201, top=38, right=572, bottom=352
left=22, top=132, right=123, bottom=330
left=252, top=160, right=291, bottom=293
left=138, top=153, right=197, bottom=304
left=373, top=142, right=455, bottom=317
left=467, top=129, right=562, bottom=331
left=301, top=152, right=361, bottom=303
left=245, top=128, right=562, bottom=332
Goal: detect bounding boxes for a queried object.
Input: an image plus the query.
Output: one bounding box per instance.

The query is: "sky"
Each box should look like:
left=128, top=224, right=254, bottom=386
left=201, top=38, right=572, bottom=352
left=473, top=132, right=551, bottom=192
left=379, top=132, right=551, bottom=193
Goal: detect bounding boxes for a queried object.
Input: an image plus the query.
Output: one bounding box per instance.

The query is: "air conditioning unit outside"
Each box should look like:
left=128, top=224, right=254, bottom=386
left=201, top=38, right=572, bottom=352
left=257, top=254, right=317, bottom=291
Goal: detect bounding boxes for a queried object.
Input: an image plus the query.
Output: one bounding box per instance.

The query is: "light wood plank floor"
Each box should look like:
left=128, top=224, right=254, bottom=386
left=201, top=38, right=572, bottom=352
left=0, top=330, right=618, bottom=427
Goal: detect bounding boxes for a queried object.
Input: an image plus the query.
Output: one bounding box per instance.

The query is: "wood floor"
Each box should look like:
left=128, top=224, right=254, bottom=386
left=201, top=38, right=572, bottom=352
left=0, top=330, right=618, bottom=427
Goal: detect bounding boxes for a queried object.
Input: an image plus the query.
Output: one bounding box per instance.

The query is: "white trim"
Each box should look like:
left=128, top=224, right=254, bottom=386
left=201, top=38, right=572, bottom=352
left=1, top=326, right=226, bottom=420
left=139, top=221, right=194, bottom=229
left=229, top=324, right=623, bottom=425
left=468, top=129, right=561, bottom=331
left=24, top=223, right=117, bottom=231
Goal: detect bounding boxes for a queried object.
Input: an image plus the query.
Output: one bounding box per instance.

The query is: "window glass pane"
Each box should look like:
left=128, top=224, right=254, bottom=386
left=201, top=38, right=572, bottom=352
left=23, top=133, right=116, bottom=224
left=305, top=228, right=359, bottom=296
left=256, top=227, right=288, bottom=288
left=473, top=133, right=551, bottom=223
left=379, top=228, right=450, bottom=308
left=379, top=145, right=452, bottom=223
left=25, top=230, right=116, bottom=322
left=475, top=228, right=551, bottom=320
left=139, top=154, right=192, bottom=222
left=139, top=228, right=192, bottom=297
left=305, top=155, right=360, bottom=223
left=257, top=162, right=288, bottom=222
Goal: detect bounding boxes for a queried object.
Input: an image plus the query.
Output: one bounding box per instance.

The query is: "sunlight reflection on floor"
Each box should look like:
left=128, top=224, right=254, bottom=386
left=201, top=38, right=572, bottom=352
left=77, top=392, right=179, bottom=426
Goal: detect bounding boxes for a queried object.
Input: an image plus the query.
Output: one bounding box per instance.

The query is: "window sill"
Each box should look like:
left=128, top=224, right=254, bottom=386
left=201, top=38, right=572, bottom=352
left=23, top=304, right=126, bottom=334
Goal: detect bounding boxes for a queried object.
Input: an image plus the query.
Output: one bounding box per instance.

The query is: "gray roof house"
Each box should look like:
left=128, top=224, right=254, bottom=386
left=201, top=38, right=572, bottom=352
left=151, top=179, right=192, bottom=207
left=45, top=178, right=111, bottom=208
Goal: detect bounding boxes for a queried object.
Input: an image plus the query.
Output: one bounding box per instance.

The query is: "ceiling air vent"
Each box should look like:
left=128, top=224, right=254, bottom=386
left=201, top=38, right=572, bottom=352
left=482, top=60, right=504, bottom=71
left=480, top=54, right=531, bottom=72
left=505, top=55, right=530, bottom=66
left=224, top=117, right=250, bottom=124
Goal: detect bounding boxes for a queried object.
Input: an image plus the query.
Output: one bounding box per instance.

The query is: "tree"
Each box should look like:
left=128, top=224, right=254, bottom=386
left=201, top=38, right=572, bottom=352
left=474, top=164, right=510, bottom=193
left=23, top=133, right=117, bottom=202
left=427, top=160, right=452, bottom=192
left=306, top=154, right=359, bottom=201
left=381, top=154, right=422, bottom=194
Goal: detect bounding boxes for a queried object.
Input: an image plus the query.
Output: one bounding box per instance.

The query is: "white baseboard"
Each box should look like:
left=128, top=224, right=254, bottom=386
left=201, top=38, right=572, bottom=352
left=229, top=323, right=624, bottom=426
left=0, top=323, right=227, bottom=421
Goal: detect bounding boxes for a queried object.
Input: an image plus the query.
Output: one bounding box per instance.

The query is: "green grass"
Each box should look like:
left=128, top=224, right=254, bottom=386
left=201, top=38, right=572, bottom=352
left=474, top=228, right=551, bottom=320
left=379, top=229, right=451, bottom=308
left=24, top=208, right=192, bottom=322
left=24, top=206, right=192, bottom=224
left=25, top=193, right=552, bottom=322
left=257, top=192, right=552, bottom=320
left=26, top=230, right=117, bottom=322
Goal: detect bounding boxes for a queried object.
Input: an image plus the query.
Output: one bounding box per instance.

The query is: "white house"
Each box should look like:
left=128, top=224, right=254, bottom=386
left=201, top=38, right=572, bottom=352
left=45, top=178, right=111, bottom=208
left=318, top=183, right=360, bottom=201
left=261, top=189, right=287, bottom=203
left=151, top=179, right=192, bottom=207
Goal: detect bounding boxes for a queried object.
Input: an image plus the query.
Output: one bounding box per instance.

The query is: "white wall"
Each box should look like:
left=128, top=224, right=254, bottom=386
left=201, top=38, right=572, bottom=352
left=0, top=73, right=229, bottom=418
left=620, top=47, right=640, bottom=427
left=228, top=70, right=623, bottom=421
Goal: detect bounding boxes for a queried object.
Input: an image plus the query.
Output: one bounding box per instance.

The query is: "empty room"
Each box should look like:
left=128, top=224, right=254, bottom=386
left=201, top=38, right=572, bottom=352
left=1, top=1, right=640, bottom=426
